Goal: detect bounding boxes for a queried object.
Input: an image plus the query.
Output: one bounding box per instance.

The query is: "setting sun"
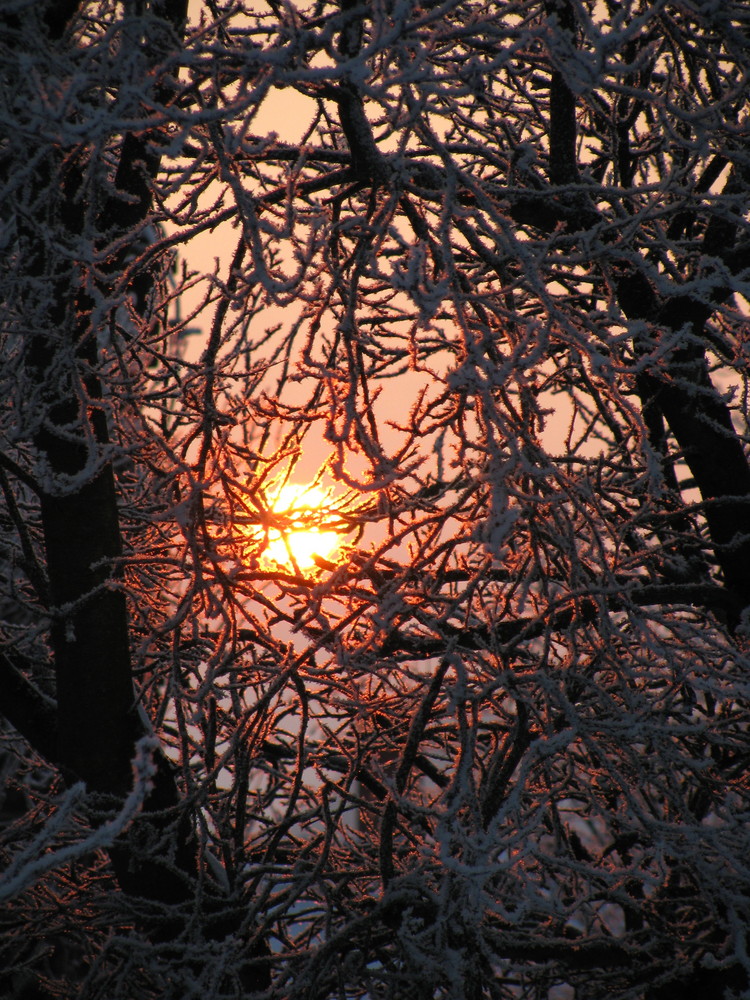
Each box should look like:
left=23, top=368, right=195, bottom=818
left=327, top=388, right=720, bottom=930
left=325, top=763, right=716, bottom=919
left=260, top=483, right=341, bottom=570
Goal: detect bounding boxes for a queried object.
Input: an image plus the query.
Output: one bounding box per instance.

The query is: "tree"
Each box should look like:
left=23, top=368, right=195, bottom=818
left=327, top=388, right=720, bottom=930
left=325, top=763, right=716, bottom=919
left=1, top=0, right=750, bottom=996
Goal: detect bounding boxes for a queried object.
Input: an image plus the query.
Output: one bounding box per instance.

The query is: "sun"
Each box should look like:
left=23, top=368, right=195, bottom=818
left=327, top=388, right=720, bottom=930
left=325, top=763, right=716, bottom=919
left=259, top=483, right=341, bottom=570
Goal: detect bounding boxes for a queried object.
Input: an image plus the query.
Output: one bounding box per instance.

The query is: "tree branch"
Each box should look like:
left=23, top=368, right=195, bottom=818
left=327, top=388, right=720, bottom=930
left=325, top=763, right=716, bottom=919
left=0, top=652, right=58, bottom=763
left=545, top=0, right=580, bottom=186
left=373, top=582, right=740, bottom=660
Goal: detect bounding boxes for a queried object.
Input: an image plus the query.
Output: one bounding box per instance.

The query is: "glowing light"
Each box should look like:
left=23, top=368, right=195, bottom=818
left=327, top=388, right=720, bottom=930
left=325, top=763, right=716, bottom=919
left=260, top=483, right=341, bottom=570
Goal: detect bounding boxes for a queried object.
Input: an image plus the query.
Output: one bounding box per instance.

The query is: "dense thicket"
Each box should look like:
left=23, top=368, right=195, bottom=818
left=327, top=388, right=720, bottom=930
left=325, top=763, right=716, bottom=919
left=1, top=2, right=750, bottom=997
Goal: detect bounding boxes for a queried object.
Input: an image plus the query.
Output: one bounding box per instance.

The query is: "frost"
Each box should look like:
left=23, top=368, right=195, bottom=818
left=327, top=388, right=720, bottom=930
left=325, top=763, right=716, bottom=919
left=3, top=1, right=750, bottom=997
left=0, top=737, right=158, bottom=904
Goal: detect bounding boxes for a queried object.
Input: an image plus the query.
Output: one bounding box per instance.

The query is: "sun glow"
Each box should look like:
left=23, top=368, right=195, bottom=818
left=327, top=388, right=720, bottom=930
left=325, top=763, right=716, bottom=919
left=259, top=483, right=341, bottom=570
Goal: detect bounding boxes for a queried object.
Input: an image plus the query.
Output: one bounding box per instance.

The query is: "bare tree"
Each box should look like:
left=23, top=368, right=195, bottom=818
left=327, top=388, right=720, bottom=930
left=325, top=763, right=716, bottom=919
left=1, top=1, right=750, bottom=997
